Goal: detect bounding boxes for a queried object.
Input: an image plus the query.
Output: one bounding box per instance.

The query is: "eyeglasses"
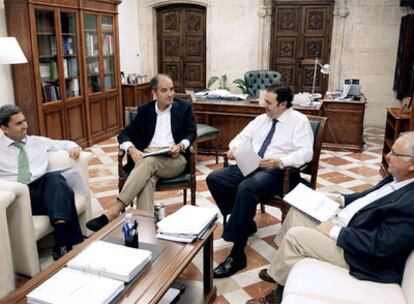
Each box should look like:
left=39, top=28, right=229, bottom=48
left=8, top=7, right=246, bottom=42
left=390, top=148, right=414, bottom=159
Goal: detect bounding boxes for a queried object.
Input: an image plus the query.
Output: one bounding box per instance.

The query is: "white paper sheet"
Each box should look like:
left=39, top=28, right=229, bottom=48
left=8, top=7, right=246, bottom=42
left=234, top=145, right=262, bottom=176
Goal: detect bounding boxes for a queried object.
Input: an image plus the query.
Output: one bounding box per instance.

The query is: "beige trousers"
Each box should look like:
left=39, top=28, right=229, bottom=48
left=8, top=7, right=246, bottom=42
left=268, top=209, right=349, bottom=285
left=117, top=151, right=186, bottom=212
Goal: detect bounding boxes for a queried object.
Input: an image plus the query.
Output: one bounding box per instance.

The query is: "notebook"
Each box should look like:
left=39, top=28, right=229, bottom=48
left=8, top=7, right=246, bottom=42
left=283, top=183, right=341, bottom=223
left=27, top=267, right=124, bottom=304
left=67, top=240, right=152, bottom=282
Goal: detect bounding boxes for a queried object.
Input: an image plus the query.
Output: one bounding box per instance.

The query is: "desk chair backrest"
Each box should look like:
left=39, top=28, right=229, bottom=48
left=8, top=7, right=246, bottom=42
left=244, top=70, right=283, bottom=96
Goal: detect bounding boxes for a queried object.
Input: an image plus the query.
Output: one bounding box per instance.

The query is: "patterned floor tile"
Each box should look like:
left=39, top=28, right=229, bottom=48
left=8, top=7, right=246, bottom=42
left=80, top=127, right=384, bottom=304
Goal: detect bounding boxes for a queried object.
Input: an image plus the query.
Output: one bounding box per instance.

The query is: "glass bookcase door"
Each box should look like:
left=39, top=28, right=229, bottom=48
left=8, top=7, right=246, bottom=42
left=60, top=12, right=81, bottom=99
left=35, top=10, right=61, bottom=103
left=102, top=15, right=115, bottom=90
left=84, top=14, right=101, bottom=93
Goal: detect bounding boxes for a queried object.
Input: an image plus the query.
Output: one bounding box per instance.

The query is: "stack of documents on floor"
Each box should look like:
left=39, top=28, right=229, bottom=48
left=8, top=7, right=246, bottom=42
left=283, top=183, right=341, bottom=223
left=195, top=89, right=248, bottom=100
left=27, top=241, right=152, bottom=304
left=156, top=205, right=218, bottom=243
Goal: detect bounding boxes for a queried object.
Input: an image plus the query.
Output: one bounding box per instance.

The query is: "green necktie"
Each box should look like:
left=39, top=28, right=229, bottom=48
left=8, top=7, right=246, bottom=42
left=12, top=141, right=31, bottom=184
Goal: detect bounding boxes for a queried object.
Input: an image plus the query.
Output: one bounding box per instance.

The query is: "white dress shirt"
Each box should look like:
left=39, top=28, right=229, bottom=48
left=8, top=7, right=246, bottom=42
left=0, top=134, right=78, bottom=182
left=120, top=101, right=190, bottom=152
left=329, top=177, right=414, bottom=240
left=229, top=108, right=314, bottom=168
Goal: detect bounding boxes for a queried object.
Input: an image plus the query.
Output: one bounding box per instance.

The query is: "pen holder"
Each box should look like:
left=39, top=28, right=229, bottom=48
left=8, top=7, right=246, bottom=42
left=124, top=233, right=139, bottom=248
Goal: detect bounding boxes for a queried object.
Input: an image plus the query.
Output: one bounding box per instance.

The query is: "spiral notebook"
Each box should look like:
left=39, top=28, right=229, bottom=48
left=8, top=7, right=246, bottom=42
left=283, top=183, right=341, bottom=223
left=67, top=240, right=152, bottom=282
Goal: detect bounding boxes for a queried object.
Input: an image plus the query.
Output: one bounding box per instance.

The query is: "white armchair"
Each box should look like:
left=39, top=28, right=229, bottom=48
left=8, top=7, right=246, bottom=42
left=0, top=190, right=16, bottom=299
left=0, top=151, right=93, bottom=277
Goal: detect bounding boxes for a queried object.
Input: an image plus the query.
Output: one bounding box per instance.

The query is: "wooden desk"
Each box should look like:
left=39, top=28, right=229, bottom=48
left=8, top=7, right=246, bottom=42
left=3, top=210, right=217, bottom=304
left=322, top=99, right=366, bottom=152
left=192, top=98, right=323, bottom=152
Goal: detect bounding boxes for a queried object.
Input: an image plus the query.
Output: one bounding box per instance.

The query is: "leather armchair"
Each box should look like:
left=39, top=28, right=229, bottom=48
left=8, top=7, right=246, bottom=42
left=244, top=70, right=283, bottom=96
left=0, top=151, right=93, bottom=277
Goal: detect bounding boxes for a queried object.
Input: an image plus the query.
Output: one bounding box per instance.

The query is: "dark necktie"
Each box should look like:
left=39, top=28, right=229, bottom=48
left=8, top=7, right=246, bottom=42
left=12, top=141, right=31, bottom=184
left=258, top=119, right=278, bottom=158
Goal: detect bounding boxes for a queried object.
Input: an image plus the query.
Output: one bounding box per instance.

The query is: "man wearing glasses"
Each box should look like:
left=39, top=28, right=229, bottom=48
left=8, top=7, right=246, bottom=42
left=248, top=131, right=414, bottom=304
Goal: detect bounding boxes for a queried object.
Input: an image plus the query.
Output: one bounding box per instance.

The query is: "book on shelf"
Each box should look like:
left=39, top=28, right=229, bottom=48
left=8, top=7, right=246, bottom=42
left=42, top=83, right=60, bottom=102
left=39, top=63, right=50, bottom=79
left=63, top=36, right=74, bottom=55
left=50, top=36, right=57, bottom=56
left=63, top=59, right=68, bottom=78
left=283, top=183, right=341, bottom=223
left=104, top=75, right=113, bottom=89
left=103, top=34, right=113, bottom=55
left=49, top=60, right=58, bottom=80
left=27, top=267, right=124, bottom=304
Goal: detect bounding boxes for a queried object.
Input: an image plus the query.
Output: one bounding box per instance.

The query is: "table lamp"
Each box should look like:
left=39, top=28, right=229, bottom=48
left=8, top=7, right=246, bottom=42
left=0, top=37, right=28, bottom=64
left=310, top=58, right=330, bottom=106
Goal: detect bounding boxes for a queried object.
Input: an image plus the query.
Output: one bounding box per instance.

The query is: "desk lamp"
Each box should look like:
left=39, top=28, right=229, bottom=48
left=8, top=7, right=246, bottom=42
left=0, top=37, right=28, bottom=64
left=310, top=58, right=330, bottom=106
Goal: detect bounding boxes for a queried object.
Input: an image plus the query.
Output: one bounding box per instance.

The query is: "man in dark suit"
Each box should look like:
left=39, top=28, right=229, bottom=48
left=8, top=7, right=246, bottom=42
left=87, top=74, right=196, bottom=231
left=247, top=131, right=414, bottom=304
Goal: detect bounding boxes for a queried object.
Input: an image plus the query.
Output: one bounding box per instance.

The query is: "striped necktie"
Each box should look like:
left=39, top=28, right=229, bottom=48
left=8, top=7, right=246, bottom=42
left=257, top=119, right=278, bottom=158
left=12, top=141, right=31, bottom=184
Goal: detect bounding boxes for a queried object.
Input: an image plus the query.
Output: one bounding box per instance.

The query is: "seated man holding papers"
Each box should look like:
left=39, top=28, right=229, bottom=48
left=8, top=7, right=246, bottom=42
left=248, top=131, right=414, bottom=304
left=206, top=85, right=314, bottom=278
left=87, top=74, right=196, bottom=231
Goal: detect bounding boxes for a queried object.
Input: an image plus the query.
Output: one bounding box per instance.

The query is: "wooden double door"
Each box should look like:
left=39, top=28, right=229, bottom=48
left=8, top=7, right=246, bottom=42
left=270, top=0, right=334, bottom=93
left=157, top=4, right=206, bottom=92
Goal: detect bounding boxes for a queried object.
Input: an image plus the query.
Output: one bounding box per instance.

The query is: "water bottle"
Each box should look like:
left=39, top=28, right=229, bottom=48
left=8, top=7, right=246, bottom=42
left=123, top=214, right=138, bottom=248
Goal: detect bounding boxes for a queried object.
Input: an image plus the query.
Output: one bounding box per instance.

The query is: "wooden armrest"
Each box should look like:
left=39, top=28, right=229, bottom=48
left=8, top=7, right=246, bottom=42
left=223, top=153, right=229, bottom=167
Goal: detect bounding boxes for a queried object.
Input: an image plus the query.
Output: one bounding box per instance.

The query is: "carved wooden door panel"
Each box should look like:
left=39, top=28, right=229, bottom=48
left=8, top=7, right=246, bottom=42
left=270, top=1, right=333, bottom=93
left=157, top=4, right=206, bottom=92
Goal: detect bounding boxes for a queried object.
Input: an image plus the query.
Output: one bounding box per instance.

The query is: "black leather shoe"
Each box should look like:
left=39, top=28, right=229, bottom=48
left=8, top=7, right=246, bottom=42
left=86, top=214, right=109, bottom=232
left=214, top=255, right=247, bottom=278
left=259, top=269, right=276, bottom=283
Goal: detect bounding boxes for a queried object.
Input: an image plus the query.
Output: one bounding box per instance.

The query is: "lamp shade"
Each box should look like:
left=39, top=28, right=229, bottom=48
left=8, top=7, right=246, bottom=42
left=0, top=37, right=28, bottom=64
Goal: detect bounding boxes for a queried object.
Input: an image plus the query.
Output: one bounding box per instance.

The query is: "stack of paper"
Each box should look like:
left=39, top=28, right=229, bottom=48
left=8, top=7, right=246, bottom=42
left=156, top=205, right=218, bottom=242
left=67, top=241, right=152, bottom=282
left=283, top=183, right=341, bottom=222
left=27, top=268, right=124, bottom=304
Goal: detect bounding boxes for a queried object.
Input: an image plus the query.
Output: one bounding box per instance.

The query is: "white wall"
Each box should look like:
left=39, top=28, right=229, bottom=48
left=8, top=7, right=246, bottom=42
left=329, top=0, right=410, bottom=127
left=118, top=0, right=140, bottom=76
left=0, top=2, right=16, bottom=106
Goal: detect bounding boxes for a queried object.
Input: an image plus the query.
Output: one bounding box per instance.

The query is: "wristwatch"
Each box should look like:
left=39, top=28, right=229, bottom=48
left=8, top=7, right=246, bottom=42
left=279, top=159, right=285, bottom=170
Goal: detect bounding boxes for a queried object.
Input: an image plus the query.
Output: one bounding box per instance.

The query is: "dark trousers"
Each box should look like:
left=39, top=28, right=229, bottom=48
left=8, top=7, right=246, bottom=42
left=207, top=165, right=299, bottom=244
left=28, top=172, right=83, bottom=246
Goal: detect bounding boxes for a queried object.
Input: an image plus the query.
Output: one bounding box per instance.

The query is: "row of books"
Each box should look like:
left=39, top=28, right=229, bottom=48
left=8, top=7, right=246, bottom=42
left=62, top=36, right=75, bottom=55
left=85, top=32, right=98, bottom=56
left=63, top=58, right=78, bottom=78
left=41, top=83, right=60, bottom=102
left=103, top=34, right=114, bottom=56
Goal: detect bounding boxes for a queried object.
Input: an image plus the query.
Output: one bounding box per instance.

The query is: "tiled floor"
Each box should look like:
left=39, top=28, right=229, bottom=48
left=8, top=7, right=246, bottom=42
left=84, top=127, right=384, bottom=304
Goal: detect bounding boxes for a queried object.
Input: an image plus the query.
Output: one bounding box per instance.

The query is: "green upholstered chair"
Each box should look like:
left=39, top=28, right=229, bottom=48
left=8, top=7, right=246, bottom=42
left=244, top=70, right=283, bottom=96
left=118, top=107, right=196, bottom=206
left=175, top=93, right=220, bottom=164
left=222, top=115, right=327, bottom=227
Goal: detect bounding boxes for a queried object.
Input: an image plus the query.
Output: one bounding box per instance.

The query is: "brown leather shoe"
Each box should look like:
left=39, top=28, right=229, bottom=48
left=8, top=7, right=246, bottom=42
left=246, top=290, right=280, bottom=304
left=258, top=269, right=276, bottom=283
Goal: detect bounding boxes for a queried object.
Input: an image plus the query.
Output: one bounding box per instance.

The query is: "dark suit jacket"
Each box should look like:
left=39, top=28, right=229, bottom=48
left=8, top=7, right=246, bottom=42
left=118, top=98, right=197, bottom=170
left=337, top=175, right=414, bottom=283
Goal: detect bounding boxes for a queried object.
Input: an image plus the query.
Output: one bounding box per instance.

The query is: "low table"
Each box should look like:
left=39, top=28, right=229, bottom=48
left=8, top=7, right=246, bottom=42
left=3, top=209, right=217, bottom=304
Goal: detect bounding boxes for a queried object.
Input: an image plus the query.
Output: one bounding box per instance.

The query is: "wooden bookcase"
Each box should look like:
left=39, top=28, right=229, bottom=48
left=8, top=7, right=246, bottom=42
left=4, top=0, right=123, bottom=147
left=380, top=107, right=411, bottom=177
